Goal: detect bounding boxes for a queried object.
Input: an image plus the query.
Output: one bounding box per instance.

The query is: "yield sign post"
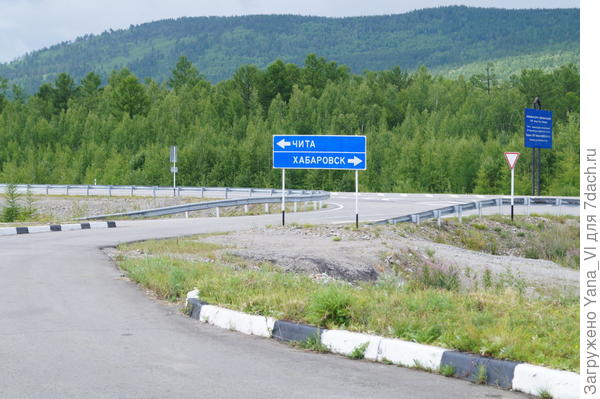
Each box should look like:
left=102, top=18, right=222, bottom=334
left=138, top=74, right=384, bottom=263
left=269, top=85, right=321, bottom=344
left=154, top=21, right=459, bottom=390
left=504, top=152, right=520, bottom=221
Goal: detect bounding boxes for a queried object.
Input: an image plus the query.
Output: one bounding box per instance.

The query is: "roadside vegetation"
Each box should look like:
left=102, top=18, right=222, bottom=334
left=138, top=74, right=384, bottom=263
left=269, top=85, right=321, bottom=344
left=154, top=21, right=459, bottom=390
left=0, top=183, right=37, bottom=222
left=116, top=230, right=579, bottom=372
left=393, top=215, right=580, bottom=269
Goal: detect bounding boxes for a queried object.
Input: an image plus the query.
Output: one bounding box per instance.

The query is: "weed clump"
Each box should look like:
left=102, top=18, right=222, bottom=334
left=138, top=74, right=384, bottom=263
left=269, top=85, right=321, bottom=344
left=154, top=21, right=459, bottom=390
left=306, top=285, right=353, bottom=328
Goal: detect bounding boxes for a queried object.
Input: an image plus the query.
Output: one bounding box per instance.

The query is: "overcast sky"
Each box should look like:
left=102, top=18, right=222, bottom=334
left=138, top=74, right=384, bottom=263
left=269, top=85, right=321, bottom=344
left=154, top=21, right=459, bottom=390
left=0, top=0, right=580, bottom=63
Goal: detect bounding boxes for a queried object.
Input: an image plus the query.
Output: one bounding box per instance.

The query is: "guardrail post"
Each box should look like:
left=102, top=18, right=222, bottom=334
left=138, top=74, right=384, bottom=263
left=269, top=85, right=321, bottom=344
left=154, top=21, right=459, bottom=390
left=46, top=185, right=49, bottom=195
left=225, top=187, right=228, bottom=199
left=178, top=187, right=181, bottom=197
left=66, top=185, right=69, bottom=196
left=525, top=197, right=530, bottom=216
left=249, top=188, right=252, bottom=197
left=294, top=202, right=297, bottom=212
left=131, top=186, right=134, bottom=196
left=477, top=202, right=482, bottom=217
left=153, top=186, right=157, bottom=198
left=216, top=207, right=220, bottom=218
left=265, top=203, right=269, bottom=213
left=556, top=198, right=562, bottom=216
left=244, top=205, right=248, bottom=213
left=201, top=187, right=204, bottom=199
left=313, top=201, right=317, bottom=210
left=86, top=185, right=90, bottom=196
left=271, top=189, right=274, bottom=197
left=497, top=199, right=502, bottom=215
left=108, top=185, right=112, bottom=197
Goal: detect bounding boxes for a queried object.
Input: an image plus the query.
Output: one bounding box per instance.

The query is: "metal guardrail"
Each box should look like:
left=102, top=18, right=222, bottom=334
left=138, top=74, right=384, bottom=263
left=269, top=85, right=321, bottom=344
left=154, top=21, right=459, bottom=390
left=80, top=193, right=331, bottom=220
left=372, top=196, right=580, bottom=225
left=0, top=183, right=319, bottom=198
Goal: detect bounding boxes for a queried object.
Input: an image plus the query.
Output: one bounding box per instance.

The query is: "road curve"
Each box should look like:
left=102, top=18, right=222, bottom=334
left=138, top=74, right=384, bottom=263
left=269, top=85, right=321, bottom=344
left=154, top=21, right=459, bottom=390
left=1, top=194, right=540, bottom=398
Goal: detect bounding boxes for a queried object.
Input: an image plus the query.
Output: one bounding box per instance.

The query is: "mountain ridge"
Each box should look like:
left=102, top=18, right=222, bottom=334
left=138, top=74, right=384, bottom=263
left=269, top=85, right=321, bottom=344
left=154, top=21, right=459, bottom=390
left=0, top=6, right=579, bottom=93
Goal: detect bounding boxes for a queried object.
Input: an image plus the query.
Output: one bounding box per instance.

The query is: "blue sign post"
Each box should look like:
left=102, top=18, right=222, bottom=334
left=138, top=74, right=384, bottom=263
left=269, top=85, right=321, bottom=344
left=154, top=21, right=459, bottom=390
left=524, top=107, right=553, bottom=196
left=273, top=135, right=367, bottom=227
left=524, top=108, right=553, bottom=149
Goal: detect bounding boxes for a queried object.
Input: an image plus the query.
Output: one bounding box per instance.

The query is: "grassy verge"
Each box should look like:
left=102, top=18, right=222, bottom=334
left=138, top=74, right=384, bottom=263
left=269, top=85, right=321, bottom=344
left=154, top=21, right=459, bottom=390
left=116, top=235, right=579, bottom=372
left=393, top=215, right=579, bottom=269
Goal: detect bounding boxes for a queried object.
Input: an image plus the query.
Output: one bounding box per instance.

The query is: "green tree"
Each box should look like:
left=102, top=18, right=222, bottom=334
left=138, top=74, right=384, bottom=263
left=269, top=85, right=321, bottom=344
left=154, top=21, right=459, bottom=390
left=167, top=56, right=203, bottom=91
left=108, top=68, right=150, bottom=118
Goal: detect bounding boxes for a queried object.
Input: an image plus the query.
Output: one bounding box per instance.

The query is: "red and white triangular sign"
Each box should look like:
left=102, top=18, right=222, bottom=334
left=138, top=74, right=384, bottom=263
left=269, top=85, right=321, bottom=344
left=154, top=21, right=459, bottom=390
left=504, top=152, right=520, bottom=170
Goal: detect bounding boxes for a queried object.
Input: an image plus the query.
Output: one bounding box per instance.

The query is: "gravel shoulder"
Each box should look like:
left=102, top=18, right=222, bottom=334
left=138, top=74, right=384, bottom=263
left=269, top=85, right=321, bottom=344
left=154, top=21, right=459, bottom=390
left=201, top=223, right=579, bottom=295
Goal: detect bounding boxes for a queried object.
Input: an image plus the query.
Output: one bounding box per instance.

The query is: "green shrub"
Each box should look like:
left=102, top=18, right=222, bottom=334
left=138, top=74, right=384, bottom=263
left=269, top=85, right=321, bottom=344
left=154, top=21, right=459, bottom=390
left=306, top=285, right=353, bottom=327
left=440, top=364, right=455, bottom=377
left=1, top=183, right=20, bottom=222
left=298, top=335, right=329, bottom=352
left=411, top=264, right=460, bottom=291
left=349, top=342, right=369, bottom=359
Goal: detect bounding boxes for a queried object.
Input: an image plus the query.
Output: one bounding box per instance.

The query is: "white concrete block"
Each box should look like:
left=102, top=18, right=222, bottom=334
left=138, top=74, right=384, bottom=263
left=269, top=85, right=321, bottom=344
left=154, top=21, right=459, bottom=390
left=89, top=222, right=108, bottom=229
left=27, top=226, right=51, bottom=234
left=61, top=223, right=81, bottom=231
left=0, top=228, right=16, bottom=236
left=199, top=305, right=272, bottom=338
left=321, top=330, right=381, bottom=360
left=199, top=304, right=220, bottom=324
left=513, top=364, right=579, bottom=399
left=376, top=338, right=446, bottom=371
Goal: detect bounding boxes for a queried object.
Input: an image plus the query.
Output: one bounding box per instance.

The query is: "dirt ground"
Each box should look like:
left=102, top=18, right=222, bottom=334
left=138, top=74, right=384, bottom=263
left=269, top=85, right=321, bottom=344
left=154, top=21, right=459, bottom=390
left=200, top=223, right=579, bottom=296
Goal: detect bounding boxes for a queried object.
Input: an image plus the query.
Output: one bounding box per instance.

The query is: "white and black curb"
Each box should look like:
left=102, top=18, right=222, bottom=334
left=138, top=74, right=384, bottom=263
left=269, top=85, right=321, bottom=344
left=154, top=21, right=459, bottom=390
left=0, top=221, right=116, bottom=236
left=185, top=290, right=578, bottom=399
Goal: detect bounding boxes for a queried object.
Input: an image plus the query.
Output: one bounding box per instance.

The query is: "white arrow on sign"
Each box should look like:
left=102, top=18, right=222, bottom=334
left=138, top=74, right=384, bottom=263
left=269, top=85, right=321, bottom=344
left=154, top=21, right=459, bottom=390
left=348, top=156, right=363, bottom=166
left=277, top=139, right=291, bottom=149
left=504, top=152, right=520, bottom=170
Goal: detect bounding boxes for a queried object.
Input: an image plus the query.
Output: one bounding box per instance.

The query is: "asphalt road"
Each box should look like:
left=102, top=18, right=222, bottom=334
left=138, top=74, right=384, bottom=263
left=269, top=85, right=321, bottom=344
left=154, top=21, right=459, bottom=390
left=0, top=193, right=564, bottom=398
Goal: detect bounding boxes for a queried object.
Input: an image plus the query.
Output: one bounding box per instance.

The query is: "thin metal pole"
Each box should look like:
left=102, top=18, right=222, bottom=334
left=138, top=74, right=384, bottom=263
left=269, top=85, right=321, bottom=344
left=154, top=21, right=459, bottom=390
left=537, top=148, right=542, bottom=195
left=173, top=162, right=176, bottom=197
left=510, top=168, right=515, bottom=221
left=355, top=170, right=359, bottom=229
left=531, top=148, right=535, bottom=196
left=282, top=169, right=286, bottom=226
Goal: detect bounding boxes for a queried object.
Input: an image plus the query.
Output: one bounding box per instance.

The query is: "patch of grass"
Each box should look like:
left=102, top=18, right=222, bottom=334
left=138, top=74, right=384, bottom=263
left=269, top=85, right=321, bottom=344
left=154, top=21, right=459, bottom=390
left=475, top=364, right=487, bottom=384
left=117, top=236, right=580, bottom=372
left=538, top=389, right=553, bottom=399
left=402, top=215, right=579, bottom=269
left=122, top=236, right=225, bottom=258
left=332, top=236, right=341, bottom=242
left=306, top=285, right=353, bottom=328
left=349, top=342, right=369, bottom=359
left=381, top=357, right=393, bottom=365
left=440, top=364, right=455, bottom=377
left=297, top=335, right=329, bottom=353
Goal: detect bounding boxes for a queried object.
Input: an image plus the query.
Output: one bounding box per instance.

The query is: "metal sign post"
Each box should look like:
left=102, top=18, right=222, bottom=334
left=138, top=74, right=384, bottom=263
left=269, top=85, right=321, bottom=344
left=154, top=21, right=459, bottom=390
left=273, top=135, right=367, bottom=227
left=355, top=170, right=359, bottom=228
left=504, top=152, right=520, bottom=221
left=170, top=146, right=178, bottom=197
left=281, top=169, right=286, bottom=226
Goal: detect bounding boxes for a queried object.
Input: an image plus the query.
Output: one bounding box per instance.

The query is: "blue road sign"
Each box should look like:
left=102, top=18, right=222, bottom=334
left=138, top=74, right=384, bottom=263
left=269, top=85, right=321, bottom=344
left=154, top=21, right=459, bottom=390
left=524, top=108, right=553, bottom=149
left=273, top=135, right=367, bottom=170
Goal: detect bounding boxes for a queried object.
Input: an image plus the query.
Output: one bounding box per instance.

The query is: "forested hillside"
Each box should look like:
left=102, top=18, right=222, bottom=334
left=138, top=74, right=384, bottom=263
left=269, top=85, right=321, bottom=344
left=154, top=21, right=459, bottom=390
left=0, top=56, right=579, bottom=195
left=0, top=7, right=579, bottom=93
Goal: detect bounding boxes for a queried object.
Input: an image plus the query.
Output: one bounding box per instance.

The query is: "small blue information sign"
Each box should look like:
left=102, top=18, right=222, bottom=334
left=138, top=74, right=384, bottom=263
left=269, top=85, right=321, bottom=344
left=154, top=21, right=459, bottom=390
left=524, top=108, right=553, bottom=149
left=273, top=135, right=367, bottom=170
